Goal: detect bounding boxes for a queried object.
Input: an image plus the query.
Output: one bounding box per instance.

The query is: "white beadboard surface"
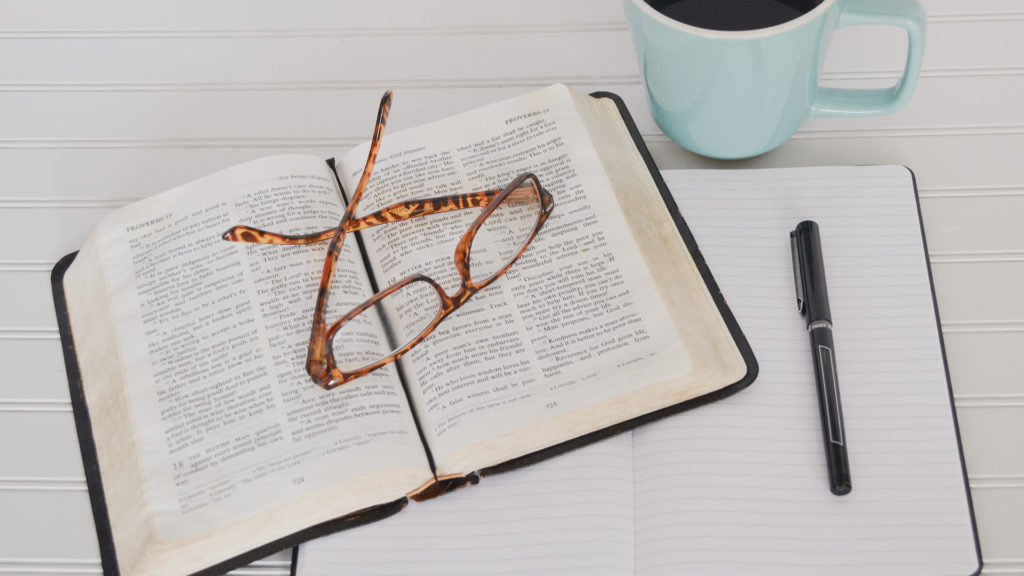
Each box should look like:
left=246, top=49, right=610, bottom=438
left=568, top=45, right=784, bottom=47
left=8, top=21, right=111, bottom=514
left=1, top=1, right=1022, bottom=574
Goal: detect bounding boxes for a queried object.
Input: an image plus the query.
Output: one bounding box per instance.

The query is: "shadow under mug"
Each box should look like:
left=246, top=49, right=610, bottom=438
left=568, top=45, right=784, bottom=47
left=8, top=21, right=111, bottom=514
left=623, top=0, right=926, bottom=160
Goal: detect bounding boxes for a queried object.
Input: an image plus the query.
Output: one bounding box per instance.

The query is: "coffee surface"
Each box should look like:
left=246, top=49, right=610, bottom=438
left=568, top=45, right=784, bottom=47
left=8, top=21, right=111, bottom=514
left=645, top=0, right=822, bottom=31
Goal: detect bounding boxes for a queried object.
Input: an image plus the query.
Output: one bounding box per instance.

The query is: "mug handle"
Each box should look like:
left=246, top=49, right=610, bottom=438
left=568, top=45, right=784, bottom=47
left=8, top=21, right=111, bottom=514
left=809, top=0, right=926, bottom=118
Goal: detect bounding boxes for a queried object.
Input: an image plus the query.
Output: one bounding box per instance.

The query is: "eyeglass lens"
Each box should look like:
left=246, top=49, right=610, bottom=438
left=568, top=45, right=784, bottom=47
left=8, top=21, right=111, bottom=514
left=468, top=179, right=543, bottom=284
left=331, top=278, right=443, bottom=373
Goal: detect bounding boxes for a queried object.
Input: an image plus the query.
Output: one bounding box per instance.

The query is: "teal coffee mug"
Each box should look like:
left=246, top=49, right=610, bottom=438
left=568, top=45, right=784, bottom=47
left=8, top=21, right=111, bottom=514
left=623, top=0, right=925, bottom=159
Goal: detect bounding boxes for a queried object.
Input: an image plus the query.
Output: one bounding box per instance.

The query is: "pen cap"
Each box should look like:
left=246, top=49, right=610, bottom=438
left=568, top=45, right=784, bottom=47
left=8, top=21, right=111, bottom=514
left=794, top=220, right=832, bottom=323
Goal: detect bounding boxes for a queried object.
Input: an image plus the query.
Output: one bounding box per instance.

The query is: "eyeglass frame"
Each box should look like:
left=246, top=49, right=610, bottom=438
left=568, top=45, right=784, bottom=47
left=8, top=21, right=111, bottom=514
left=223, top=91, right=554, bottom=389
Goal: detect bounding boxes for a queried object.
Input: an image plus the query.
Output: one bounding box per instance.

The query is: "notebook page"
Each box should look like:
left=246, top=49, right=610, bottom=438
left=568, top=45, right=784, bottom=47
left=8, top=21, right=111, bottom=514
left=634, top=166, right=978, bottom=576
left=296, top=433, right=635, bottom=576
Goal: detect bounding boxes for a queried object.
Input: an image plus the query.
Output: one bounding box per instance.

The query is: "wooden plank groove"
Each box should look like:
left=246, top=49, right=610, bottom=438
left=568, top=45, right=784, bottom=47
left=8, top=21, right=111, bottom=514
left=930, top=253, right=1024, bottom=264
left=4, top=64, right=1024, bottom=95
left=956, top=397, right=1024, bottom=408
left=3, top=67, right=1024, bottom=94
left=8, top=122, right=1024, bottom=149
left=0, top=400, right=72, bottom=413
left=1, top=0, right=1016, bottom=31
left=0, top=76, right=642, bottom=93
left=0, top=552, right=292, bottom=575
left=0, top=23, right=632, bottom=40
left=0, top=262, right=53, bottom=272
left=0, top=477, right=86, bottom=491
left=0, top=19, right=1019, bottom=87
left=0, top=10, right=1021, bottom=40
left=970, top=475, right=1024, bottom=489
left=0, top=328, right=59, bottom=340
left=943, top=322, right=1024, bottom=334
left=920, top=185, right=1024, bottom=198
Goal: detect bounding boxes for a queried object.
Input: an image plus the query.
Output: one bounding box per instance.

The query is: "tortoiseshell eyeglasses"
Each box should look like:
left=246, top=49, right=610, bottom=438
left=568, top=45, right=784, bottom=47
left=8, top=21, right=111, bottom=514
left=222, top=91, right=554, bottom=389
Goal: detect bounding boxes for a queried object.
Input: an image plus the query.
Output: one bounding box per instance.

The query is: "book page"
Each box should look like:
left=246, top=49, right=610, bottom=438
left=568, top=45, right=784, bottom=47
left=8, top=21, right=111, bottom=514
left=336, top=84, right=690, bottom=471
left=634, top=167, right=978, bottom=576
left=297, top=433, right=636, bottom=576
left=71, top=155, right=431, bottom=541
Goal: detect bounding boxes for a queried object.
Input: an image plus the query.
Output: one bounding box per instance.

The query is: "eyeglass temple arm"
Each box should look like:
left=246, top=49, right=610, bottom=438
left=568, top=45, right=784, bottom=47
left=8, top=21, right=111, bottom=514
left=221, top=185, right=539, bottom=245
left=307, top=90, right=392, bottom=384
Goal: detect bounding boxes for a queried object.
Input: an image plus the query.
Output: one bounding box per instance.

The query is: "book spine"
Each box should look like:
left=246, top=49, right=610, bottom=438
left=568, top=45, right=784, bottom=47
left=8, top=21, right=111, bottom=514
left=407, top=473, right=480, bottom=502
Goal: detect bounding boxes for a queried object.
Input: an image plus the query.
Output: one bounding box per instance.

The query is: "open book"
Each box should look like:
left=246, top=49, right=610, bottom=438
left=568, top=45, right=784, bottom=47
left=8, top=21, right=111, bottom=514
left=51, top=85, right=756, bottom=576
left=297, top=166, right=981, bottom=576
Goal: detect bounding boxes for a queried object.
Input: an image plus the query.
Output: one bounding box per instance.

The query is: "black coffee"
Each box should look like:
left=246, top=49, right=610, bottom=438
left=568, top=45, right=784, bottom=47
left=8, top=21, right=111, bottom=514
left=645, top=0, right=823, bottom=31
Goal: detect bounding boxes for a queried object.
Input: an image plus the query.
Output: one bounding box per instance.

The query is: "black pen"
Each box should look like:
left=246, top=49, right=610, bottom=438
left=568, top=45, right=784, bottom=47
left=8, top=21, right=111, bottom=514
left=791, top=220, right=852, bottom=496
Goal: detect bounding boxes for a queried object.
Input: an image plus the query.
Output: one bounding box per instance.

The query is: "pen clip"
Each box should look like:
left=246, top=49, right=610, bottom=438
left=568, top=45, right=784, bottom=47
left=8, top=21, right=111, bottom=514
left=790, top=230, right=805, bottom=313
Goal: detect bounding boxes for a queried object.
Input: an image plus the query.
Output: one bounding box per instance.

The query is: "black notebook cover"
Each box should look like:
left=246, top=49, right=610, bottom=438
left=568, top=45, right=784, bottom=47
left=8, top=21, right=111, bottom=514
left=51, top=91, right=757, bottom=576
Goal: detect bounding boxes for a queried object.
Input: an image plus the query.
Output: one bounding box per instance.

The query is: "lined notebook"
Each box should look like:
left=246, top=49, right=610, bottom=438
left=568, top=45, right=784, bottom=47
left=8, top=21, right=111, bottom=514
left=295, top=166, right=981, bottom=576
